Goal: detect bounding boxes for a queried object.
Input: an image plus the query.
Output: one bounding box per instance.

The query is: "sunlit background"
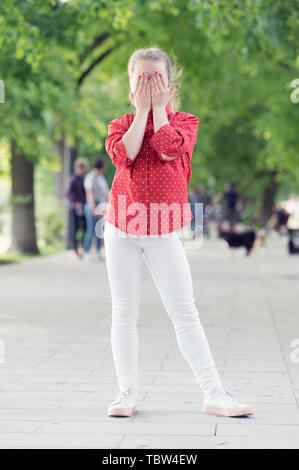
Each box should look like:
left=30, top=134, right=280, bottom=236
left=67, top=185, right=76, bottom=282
left=0, top=0, right=298, bottom=262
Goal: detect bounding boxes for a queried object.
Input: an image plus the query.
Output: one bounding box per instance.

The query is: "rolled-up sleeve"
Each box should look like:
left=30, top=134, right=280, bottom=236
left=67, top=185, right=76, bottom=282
left=105, top=117, right=134, bottom=168
left=149, top=114, right=199, bottom=161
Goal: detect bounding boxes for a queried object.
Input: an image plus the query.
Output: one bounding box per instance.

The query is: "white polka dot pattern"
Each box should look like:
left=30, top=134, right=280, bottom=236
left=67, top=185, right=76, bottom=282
left=104, top=104, right=199, bottom=236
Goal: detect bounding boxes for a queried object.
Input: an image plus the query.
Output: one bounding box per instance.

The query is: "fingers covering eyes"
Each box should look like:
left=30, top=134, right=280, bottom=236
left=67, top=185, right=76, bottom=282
left=151, top=75, right=158, bottom=93
left=157, top=74, right=165, bottom=92
left=135, top=75, right=141, bottom=94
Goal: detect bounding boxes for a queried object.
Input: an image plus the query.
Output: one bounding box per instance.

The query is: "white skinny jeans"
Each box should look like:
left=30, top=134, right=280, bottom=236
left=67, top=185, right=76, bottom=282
left=103, top=220, right=223, bottom=396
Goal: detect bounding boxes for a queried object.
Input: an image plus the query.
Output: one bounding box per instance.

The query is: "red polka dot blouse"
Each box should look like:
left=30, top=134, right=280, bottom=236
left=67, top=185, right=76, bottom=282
left=103, top=104, right=199, bottom=236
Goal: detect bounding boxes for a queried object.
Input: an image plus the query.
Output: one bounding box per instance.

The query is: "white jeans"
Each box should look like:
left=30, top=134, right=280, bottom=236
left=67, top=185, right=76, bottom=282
left=103, top=220, right=223, bottom=396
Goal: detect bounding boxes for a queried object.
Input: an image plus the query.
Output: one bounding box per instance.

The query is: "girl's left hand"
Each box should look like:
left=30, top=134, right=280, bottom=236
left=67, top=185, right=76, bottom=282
left=150, top=71, right=177, bottom=109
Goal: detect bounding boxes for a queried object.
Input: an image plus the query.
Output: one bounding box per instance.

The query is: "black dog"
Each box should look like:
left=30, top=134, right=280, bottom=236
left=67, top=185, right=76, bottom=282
left=218, top=228, right=256, bottom=256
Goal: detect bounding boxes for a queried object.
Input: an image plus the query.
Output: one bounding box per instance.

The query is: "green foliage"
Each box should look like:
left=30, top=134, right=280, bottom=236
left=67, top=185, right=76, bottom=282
left=0, top=0, right=298, bottom=235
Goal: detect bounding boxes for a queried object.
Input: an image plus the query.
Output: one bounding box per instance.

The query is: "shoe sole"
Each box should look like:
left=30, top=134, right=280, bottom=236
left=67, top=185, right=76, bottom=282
left=107, top=406, right=137, bottom=417
left=203, top=405, right=253, bottom=417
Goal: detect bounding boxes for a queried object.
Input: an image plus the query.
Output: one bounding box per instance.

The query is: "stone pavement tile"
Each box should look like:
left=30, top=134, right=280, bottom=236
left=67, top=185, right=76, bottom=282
left=143, top=392, right=206, bottom=404
left=162, top=354, right=225, bottom=363
left=0, top=382, right=79, bottom=392
left=221, top=380, right=293, bottom=391
left=0, top=360, right=42, bottom=368
left=0, top=409, right=116, bottom=422
left=1, top=403, right=298, bottom=425
left=0, top=368, right=94, bottom=376
left=152, top=370, right=292, bottom=384
left=223, top=372, right=290, bottom=382
left=132, top=409, right=219, bottom=424
left=0, top=375, right=20, bottom=383
left=137, top=403, right=299, bottom=423
left=235, top=403, right=299, bottom=424
left=35, top=360, right=103, bottom=369
left=222, top=371, right=291, bottom=385
left=58, top=400, right=116, bottom=410
left=224, top=341, right=281, bottom=350
left=119, top=435, right=220, bottom=449
left=0, top=432, right=123, bottom=449
left=60, top=400, right=204, bottom=412
left=6, top=342, right=66, bottom=350
left=82, top=364, right=164, bottom=372
left=216, top=423, right=299, bottom=438
left=0, top=408, right=216, bottom=424
left=0, top=400, right=62, bottom=410
left=166, top=348, right=226, bottom=358
left=14, top=375, right=95, bottom=384
left=141, top=389, right=294, bottom=405
left=230, top=390, right=296, bottom=405
left=101, top=359, right=168, bottom=369
left=38, top=421, right=215, bottom=436
left=0, top=421, right=41, bottom=433
left=153, top=377, right=205, bottom=385
left=75, top=383, right=203, bottom=393
left=140, top=370, right=195, bottom=377
left=119, top=434, right=299, bottom=449
left=221, top=361, right=287, bottom=372
left=15, top=374, right=154, bottom=385
left=223, top=342, right=281, bottom=350
left=225, top=351, right=285, bottom=361
left=0, top=391, right=147, bottom=402
left=290, top=377, right=299, bottom=388
left=160, top=361, right=224, bottom=371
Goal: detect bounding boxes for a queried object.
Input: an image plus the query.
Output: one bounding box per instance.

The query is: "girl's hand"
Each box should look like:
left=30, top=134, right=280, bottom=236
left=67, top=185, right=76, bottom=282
left=131, top=73, right=151, bottom=113
left=150, top=71, right=177, bottom=109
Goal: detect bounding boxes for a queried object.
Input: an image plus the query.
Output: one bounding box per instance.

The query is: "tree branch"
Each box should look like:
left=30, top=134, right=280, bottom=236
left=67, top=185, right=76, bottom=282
left=79, top=32, right=111, bottom=64
left=278, top=61, right=290, bottom=70
left=77, top=47, right=115, bottom=89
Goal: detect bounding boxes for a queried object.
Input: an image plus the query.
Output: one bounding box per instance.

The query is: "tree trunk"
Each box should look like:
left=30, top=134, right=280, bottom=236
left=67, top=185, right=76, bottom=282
left=53, top=137, right=65, bottom=200
left=261, top=171, right=279, bottom=224
left=65, top=144, right=78, bottom=249
left=10, top=141, right=39, bottom=254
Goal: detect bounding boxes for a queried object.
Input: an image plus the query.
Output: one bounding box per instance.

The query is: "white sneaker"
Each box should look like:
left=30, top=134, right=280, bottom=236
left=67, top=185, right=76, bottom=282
left=82, top=253, right=92, bottom=262
left=96, top=249, right=106, bottom=261
left=107, top=387, right=138, bottom=417
left=203, top=386, right=254, bottom=417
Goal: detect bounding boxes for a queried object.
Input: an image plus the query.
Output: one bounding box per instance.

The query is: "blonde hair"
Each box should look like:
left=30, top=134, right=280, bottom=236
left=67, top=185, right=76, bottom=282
left=74, top=157, right=89, bottom=172
left=127, top=47, right=183, bottom=112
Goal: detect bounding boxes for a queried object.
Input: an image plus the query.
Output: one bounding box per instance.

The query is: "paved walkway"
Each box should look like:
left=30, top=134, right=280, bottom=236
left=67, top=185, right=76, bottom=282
left=0, top=231, right=298, bottom=449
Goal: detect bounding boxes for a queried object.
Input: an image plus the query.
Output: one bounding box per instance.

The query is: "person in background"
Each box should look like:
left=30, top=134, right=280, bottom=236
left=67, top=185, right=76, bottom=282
left=65, top=158, right=89, bottom=258
left=212, top=182, right=240, bottom=231
left=83, top=158, right=110, bottom=261
left=267, top=204, right=290, bottom=235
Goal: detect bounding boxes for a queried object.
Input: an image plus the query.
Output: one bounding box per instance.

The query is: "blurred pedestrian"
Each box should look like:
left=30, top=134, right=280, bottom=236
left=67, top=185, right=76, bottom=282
left=212, top=182, right=240, bottom=231
left=83, top=158, right=110, bottom=261
left=267, top=204, right=290, bottom=235
left=65, top=157, right=89, bottom=258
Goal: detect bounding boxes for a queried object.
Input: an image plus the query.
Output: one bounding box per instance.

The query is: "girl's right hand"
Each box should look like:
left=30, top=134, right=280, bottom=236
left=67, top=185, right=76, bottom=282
left=131, top=73, right=151, bottom=113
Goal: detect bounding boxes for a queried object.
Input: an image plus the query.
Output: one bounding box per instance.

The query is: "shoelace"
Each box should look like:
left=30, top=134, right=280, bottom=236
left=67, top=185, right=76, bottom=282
left=112, top=387, right=130, bottom=405
left=222, top=386, right=239, bottom=405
